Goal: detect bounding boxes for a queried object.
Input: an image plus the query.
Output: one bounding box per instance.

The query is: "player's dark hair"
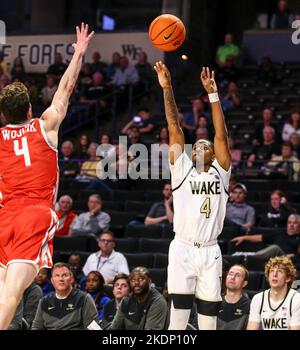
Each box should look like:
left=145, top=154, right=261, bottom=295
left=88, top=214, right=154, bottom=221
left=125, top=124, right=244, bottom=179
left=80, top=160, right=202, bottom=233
left=0, top=82, right=30, bottom=124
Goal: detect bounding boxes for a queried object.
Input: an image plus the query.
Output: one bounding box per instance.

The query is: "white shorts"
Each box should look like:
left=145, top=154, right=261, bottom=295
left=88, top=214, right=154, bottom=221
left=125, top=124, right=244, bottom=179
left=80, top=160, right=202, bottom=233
left=168, top=237, right=222, bottom=302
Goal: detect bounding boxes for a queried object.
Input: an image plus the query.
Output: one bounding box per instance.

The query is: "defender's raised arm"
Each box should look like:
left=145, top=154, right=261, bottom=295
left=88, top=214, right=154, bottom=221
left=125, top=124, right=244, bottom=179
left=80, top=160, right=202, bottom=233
left=200, top=67, right=231, bottom=171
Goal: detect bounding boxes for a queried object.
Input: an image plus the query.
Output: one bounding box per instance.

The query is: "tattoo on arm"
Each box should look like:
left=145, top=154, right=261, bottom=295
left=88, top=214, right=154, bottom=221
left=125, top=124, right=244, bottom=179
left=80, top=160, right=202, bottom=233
left=163, top=88, right=180, bottom=126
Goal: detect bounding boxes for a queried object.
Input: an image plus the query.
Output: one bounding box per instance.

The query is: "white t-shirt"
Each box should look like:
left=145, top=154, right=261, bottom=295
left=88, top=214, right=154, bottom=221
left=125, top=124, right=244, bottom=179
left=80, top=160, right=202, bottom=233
left=170, top=152, right=231, bottom=243
left=83, top=250, right=129, bottom=281
left=249, top=288, right=300, bottom=330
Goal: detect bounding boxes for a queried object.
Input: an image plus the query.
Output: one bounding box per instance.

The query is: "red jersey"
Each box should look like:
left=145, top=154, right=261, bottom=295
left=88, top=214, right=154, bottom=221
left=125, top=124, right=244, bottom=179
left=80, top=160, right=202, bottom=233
left=0, top=118, right=59, bottom=208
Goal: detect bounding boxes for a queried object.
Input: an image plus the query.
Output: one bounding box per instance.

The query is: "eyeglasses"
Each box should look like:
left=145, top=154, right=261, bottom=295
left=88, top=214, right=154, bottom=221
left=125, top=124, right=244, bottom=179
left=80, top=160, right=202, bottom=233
left=99, top=239, right=114, bottom=243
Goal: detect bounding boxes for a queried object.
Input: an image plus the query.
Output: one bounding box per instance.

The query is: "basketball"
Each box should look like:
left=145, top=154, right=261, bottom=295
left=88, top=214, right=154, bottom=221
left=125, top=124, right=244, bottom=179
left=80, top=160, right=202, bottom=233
left=149, top=14, right=186, bottom=52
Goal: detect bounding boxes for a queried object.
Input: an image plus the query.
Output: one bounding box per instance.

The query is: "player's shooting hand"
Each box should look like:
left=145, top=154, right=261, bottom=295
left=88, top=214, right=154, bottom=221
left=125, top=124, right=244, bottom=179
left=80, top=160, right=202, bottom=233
left=154, top=61, right=172, bottom=89
left=200, top=67, right=218, bottom=94
left=72, top=22, right=95, bottom=57
left=231, top=236, right=244, bottom=246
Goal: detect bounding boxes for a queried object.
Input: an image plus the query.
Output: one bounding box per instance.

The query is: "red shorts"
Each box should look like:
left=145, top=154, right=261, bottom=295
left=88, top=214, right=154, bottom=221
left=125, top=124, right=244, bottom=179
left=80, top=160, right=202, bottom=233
left=0, top=200, right=58, bottom=271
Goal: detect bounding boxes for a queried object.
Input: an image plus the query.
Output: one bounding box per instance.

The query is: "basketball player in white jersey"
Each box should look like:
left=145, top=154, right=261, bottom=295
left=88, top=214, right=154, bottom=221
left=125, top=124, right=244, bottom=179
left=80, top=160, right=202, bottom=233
left=154, top=62, right=231, bottom=330
left=247, top=256, right=300, bottom=330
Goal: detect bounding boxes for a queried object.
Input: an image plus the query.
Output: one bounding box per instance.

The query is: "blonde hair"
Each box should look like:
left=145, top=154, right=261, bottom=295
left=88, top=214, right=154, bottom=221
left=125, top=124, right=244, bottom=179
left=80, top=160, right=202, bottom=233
left=265, top=256, right=298, bottom=288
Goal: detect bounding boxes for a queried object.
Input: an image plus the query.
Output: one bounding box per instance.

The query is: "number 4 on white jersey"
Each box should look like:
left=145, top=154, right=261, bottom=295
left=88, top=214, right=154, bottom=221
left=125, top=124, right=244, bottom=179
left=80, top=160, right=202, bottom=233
left=14, top=136, right=32, bottom=167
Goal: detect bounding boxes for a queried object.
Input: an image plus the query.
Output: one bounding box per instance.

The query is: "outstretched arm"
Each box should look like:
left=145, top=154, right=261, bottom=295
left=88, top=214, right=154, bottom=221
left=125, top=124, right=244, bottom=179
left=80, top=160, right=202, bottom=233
left=41, top=23, right=94, bottom=134
left=201, top=67, right=231, bottom=171
left=154, top=61, right=184, bottom=165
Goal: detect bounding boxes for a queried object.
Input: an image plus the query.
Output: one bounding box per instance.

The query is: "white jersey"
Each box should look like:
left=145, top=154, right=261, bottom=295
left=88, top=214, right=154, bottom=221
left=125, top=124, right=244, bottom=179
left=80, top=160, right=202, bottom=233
left=249, top=288, right=300, bottom=330
left=170, top=152, right=231, bottom=243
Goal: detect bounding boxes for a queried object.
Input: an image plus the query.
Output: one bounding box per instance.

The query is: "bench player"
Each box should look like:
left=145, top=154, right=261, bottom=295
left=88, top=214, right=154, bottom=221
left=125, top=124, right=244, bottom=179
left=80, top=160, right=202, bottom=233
left=0, top=23, right=94, bottom=329
left=154, top=62, right=231, bottom=330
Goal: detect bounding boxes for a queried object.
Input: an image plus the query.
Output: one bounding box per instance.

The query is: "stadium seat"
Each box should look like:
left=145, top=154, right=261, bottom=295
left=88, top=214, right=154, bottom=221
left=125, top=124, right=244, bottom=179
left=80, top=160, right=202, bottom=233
left=106, top=211, right=137, bottom=236
left=153, top=253, right=168, bottom=268
left=245, top=255, right=267, bottom=271
left=244, top=289, right=259, bottom=300
left=218, top=226, right=240, bottom=240
left=247, top=271, right=264, bottom=291
left=113, top=190, right=145, bottom=201
left=103, top=201, right=124, bottom=211
left=115, top=238, right=139, bottom=254
left=222, top=255, right=245, bottom=268
left=162, top=225, right=175, bottom=239
left=139, top=238, right=171, bottom=254
left=227, top=241, right=266, bottom=255
left=145, top=191, right=164, bottom=202
left=125, top=224, right=163, bottom=238
left=124, top=253, right=154, bottom=269
left=53, top=236, right=88, bottom=253
left=148, top=268, right=167, bottom=289
left=124, top=201, right=153, bottom=215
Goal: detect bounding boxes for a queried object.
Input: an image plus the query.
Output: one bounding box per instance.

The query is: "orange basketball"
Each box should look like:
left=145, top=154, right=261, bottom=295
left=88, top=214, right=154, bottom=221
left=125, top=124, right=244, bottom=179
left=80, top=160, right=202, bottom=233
left=149, top=14, right=186, bottom=52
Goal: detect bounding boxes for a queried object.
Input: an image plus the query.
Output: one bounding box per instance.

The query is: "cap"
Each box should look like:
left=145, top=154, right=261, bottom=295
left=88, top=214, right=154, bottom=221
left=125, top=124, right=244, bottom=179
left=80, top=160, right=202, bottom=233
left=233, top=183, right=247, bottom=194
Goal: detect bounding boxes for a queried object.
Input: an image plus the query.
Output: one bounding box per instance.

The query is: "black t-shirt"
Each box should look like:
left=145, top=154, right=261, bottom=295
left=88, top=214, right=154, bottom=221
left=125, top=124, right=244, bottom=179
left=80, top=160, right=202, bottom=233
left=252, top=142, right=281, bottom=161
left=217, top=295, right=250, bottom=330
left=259, top=205, right=295, bottom=228
left=262, top=231, right=300, bottom=254
left=83, top=84, right=109, bottom=101
left=47, top=63, right=68, bottom=76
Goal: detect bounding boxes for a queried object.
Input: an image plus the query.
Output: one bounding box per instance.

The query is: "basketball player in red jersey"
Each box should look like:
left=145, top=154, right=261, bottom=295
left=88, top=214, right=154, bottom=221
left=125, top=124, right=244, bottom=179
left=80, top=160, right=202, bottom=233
left=0, top=23, right=94, bottom=329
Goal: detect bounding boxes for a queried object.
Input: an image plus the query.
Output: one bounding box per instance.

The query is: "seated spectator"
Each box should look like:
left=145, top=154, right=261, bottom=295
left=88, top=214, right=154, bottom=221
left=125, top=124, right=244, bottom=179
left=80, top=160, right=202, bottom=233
left=85, top=271, right=111, bottom=321
left=247, top=256, right=300, bottom=330
left=34, top=268, right=54, bottom=297
left=107, top=52, right=121, bottom=79
left=24, top=78, right=39, bottom=107
left=47, top=53, right=67, bottom=79
left=55, top=195, right=77, bottom=236
left=270, top=0, right=294, bottom=29
left=79, top=143, right=100, bottom=179
left=0, top=51, right=8, bottom=73
left=91, top=51, right=107, bottom=77
left=248, top=126, right=281, bottom=167
left=110, top=267, right=168, bottom=330
left=228, top=136, right=242, bottom=168
left=218, top=56, right=239, bottom=85
left=122, top=107, right=156, bottom=135
left=289, top=132, right=300, bottom=158
left=135, top=51, right=154, bottom=91
left=221, top=82, right=240, bottom=111
left=41, top=75, right=58, bottom=107
left=80, top=72, right=110, bottom=109
left=10, top=56, right=26, bottom=81
left=102, top=273, right=131, bottom=328
left=225, top=183, right=256, bottom=233
left=259, top=190, right=296, bottom=228
left=59, top=140, right=80, bottom=178
left=82, top=231, right=129, bottom=284
left=263, top=142, right=300, bottom=181
left=112, top=56, right=139, bottom=86
left=32, top=263, right=100, bottom=330
left=9, top=282, right=43, bottom=330
left=182, top=98, right=209, bottom=142
left=216, top=33, right=240, bottom=68
left=98, top=133, right=115, bottom=159
left=257, top=56, right=277, bottom=84
left=195, top=127, right=209, bottom=141
left=252, top=108, right=280, bottom=146
left=78, top=63, right=93, bottom=91
left=70, top=194, right=110, bottom=238
left=144, top=183, right=173, bottom=226
left=68, top=254, right=86, bottom=290
left=282, top=109, right=300, bottom=142
left=232, top=214, right=300, bottom=260
left=0, top=65, right=10, bottom=90
left=217, top=265, right=250, bottom=330
left=157, top=127, right=169, bottom=145
left=74, top=133, right=91, bottom=160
